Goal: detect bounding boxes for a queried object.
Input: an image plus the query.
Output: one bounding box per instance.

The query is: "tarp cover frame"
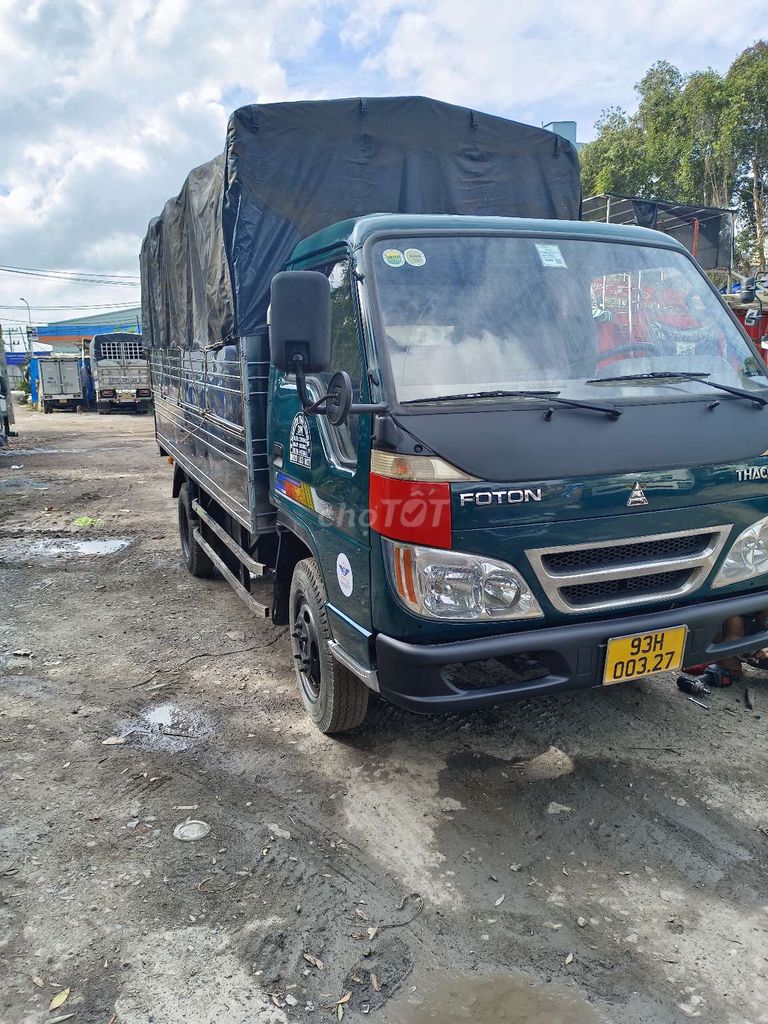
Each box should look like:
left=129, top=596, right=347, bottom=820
left=141, top=96, right=581, bottom=351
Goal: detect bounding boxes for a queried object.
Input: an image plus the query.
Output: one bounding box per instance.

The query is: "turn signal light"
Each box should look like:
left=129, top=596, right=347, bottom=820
left=369, top=451, right=476, bottom=549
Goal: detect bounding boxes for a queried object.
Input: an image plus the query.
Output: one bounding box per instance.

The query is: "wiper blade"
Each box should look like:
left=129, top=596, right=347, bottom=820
left=587, top=371, right=714, bottom=383
left=586, top=371, right=767, bottom=407
left=402, top=389, right=621, bottom=419
left=402, top=389, right=561, bottom=404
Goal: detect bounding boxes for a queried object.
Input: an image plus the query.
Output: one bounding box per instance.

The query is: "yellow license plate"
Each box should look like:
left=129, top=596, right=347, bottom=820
left=603, top=625, right=687, bottom=685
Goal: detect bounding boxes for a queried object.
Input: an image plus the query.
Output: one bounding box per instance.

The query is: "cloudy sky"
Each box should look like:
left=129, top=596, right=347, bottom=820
left=1, top=0, right=766, bottom=338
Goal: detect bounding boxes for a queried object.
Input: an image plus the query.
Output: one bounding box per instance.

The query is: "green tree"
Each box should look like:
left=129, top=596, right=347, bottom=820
left=679, top=69, right=734, bottom=208
left=580, top=43, right=768, bottom=273
left=579, top=106, right=650, bottom=197
left=723, top=42, right=768, bottom=271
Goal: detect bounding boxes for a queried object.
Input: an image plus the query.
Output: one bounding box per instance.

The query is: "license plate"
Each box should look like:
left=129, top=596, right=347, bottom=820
left=603, top=625, right=687, bottom=685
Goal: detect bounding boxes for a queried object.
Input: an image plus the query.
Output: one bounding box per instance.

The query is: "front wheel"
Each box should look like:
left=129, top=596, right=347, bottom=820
left=289, top=558, right=369, bottom=734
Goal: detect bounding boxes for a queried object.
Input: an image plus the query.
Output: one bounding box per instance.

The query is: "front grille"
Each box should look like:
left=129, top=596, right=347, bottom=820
left=560, top=569, right=692, bottom=608
left=527, top=526, right=731, bottom=614
left=542, top=532, right=714, bottom=573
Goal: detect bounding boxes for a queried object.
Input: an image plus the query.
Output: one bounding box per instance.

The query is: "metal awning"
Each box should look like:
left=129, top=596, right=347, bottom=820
left=582, top=193, right=735, bottom=270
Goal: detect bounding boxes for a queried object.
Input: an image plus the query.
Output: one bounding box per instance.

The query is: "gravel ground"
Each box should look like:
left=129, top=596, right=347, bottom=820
left=1, top=404, right=768, bottom=1024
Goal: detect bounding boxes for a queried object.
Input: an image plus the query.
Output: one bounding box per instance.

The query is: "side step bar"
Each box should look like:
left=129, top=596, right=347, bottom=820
left=192, top=499, right=266, bottom=576
left=192, top=527, right=270, bottom=618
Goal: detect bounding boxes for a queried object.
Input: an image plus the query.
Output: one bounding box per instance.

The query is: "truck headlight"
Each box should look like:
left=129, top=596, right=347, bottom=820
left=383, top=539, right=543, bottom=621
left=712, top=515, right=768, bottom=588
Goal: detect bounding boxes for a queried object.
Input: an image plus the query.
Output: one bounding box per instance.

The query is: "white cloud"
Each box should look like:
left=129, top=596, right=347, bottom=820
left=0, top=0, right=766, bottom=328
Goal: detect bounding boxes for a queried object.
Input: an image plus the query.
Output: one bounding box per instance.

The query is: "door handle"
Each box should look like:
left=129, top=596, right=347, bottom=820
left=272, top=442, right=284, bottom=467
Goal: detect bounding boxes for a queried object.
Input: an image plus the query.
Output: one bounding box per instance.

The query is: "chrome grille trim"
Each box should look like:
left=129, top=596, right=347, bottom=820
left=527, top=525, right=732, bottom=614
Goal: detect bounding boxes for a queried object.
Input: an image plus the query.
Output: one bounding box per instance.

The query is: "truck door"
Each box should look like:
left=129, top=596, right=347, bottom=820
left=61, top=361, right=81, bottom=399
left=40, top=361, right=63, bottom=398
left=271, top=259, right=373, bottom=666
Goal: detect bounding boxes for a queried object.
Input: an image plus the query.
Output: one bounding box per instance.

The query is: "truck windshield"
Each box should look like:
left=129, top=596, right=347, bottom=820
left=369, top=235, right=768, bottom=405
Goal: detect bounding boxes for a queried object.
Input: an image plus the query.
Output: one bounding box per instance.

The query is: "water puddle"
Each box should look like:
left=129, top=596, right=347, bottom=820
left=0, top=536, right=131, bottom=561
left=380, top=973, right=600, bottom=1024
left=0, top=447, right=89, bottom=456
left=118, top=703, right=215, bottom=752
left=0, top=477, right=50, bottom=490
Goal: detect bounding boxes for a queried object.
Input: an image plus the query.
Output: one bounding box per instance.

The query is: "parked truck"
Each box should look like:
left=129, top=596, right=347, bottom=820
left=85, top=333, right=151, bottom=413
left=37, top=355, right=84, bottom=413
left=0, top=341, right=17, bottom=443
left=142, top=97, right=768, bottom=734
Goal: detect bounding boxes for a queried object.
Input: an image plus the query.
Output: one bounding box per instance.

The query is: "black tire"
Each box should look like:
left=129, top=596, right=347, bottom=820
left=178, top=482, right=217, bottom=578
left=289, top=557, right=369, bottom=734
left=43, top=402, right=52, bottom=414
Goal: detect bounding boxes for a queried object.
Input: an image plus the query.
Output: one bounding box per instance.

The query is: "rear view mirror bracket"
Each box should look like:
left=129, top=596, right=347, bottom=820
left=291, top=356, right=387, bottom=426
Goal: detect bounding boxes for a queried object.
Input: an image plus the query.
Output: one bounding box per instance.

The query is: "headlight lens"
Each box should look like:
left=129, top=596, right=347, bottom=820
left=384, top=539, right=543, bottom=620
left=712, top=515, right=768, bottom=588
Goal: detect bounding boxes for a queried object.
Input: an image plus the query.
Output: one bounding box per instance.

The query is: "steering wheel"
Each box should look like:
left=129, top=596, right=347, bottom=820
left=598, top=341, right=663, bottom=363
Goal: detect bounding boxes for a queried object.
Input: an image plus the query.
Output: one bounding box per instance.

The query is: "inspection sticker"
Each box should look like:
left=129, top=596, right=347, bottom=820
left=336, top=552, right=353, bottom=597
left=404, top=247, right=427, bottom=267
left=382, top=248, right=405, bottom=268
left=289, top=412, right=312, bottom=469
left=535, top=243, right=567, bottom=268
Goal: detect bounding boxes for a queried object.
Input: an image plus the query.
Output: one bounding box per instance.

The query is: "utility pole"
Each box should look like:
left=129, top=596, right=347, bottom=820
left=19, top=297, right=32, bottom=355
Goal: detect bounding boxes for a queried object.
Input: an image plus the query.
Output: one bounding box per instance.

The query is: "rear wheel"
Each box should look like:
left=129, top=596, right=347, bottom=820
left=178, top=482, right=216, bottom=578
left=289, top=557, right=369, bottom=734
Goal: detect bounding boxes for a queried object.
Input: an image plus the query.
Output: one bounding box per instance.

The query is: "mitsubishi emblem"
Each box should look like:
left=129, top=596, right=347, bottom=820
left=627, top=481, right=649, bottom=507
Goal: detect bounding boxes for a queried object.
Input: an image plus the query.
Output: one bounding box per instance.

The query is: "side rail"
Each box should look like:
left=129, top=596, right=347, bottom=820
left=150, top=344, right=273, bottom=534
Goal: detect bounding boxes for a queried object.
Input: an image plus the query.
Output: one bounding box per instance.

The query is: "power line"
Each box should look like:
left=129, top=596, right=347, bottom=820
left=0, top=302, right=140, bottom=310
left=0, top=268, right=139, bottom=287
left=0, top=263, right=139, bottom=281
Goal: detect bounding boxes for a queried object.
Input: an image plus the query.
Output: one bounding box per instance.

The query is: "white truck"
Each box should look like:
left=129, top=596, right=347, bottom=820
left=38, top=356, right=84, bottom=414
left=87, top=333, right=150, bottom=414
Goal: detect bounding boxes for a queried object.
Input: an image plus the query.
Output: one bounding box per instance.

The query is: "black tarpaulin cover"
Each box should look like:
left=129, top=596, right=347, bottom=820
left=141, top=96, right=581, bottom=350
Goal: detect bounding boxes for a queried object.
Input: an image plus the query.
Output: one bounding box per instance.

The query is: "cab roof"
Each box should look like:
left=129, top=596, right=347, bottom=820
left=288, top=213, right=685, bottom=266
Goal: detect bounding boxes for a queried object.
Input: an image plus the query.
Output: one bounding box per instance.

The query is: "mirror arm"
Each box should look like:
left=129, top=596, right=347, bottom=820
left=291, top=353, right=388, bottom=420
left=349, top=401, right=389, bottom=415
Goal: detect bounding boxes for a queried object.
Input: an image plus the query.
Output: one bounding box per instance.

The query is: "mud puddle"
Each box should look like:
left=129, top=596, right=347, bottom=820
left=380, top=972, right=600, bottom=1024
left=0, top=536, right=131, bottom=560
left=118, top=702, right=215, bottom=752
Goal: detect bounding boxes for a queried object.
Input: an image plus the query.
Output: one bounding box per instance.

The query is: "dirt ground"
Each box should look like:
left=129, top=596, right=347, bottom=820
left=2, top=403, right=768, bottom=1024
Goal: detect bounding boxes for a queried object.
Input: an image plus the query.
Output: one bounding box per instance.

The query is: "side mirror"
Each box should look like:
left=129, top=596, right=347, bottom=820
left=269, top=271, right=331, bottom=374
left=326, top=371, right=353, bottom=426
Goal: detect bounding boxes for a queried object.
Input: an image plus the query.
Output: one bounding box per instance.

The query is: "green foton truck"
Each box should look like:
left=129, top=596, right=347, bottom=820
left=142, top=97, right=768, bottom=734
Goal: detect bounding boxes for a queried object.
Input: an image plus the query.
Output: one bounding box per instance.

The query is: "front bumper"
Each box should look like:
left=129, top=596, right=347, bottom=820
left=375, top=588, right=768, bottom=713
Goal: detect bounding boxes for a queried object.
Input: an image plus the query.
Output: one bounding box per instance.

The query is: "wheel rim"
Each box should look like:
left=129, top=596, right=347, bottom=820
left=293, top=598, right=322, bottom=703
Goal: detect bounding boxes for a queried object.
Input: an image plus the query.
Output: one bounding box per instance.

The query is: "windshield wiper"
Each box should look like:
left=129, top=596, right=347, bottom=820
left=586, top=371, right=768, bottom=408
left=402, top=389, right=622, bottom=419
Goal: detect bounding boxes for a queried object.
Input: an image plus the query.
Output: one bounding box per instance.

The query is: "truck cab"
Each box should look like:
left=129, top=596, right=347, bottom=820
left=258, top=213, right=768, bottom=724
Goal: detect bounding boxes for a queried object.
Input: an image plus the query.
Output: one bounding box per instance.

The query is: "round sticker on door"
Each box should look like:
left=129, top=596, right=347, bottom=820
left=382, top=248, right=405, bottom=268
left=404, top=247, right=427, bottom=267
left=336, top=552, right=353, bottom=597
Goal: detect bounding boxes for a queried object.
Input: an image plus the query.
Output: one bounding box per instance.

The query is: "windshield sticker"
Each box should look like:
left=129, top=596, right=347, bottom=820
left=382, top=248, right=405, bottom=268
left=404, top=247, right=427, bottom=267
left=336, top=552, right=353, bottom=597
left=535, top=243, right=567, bottom=268
left=289, top=412, right=312, bottom=469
